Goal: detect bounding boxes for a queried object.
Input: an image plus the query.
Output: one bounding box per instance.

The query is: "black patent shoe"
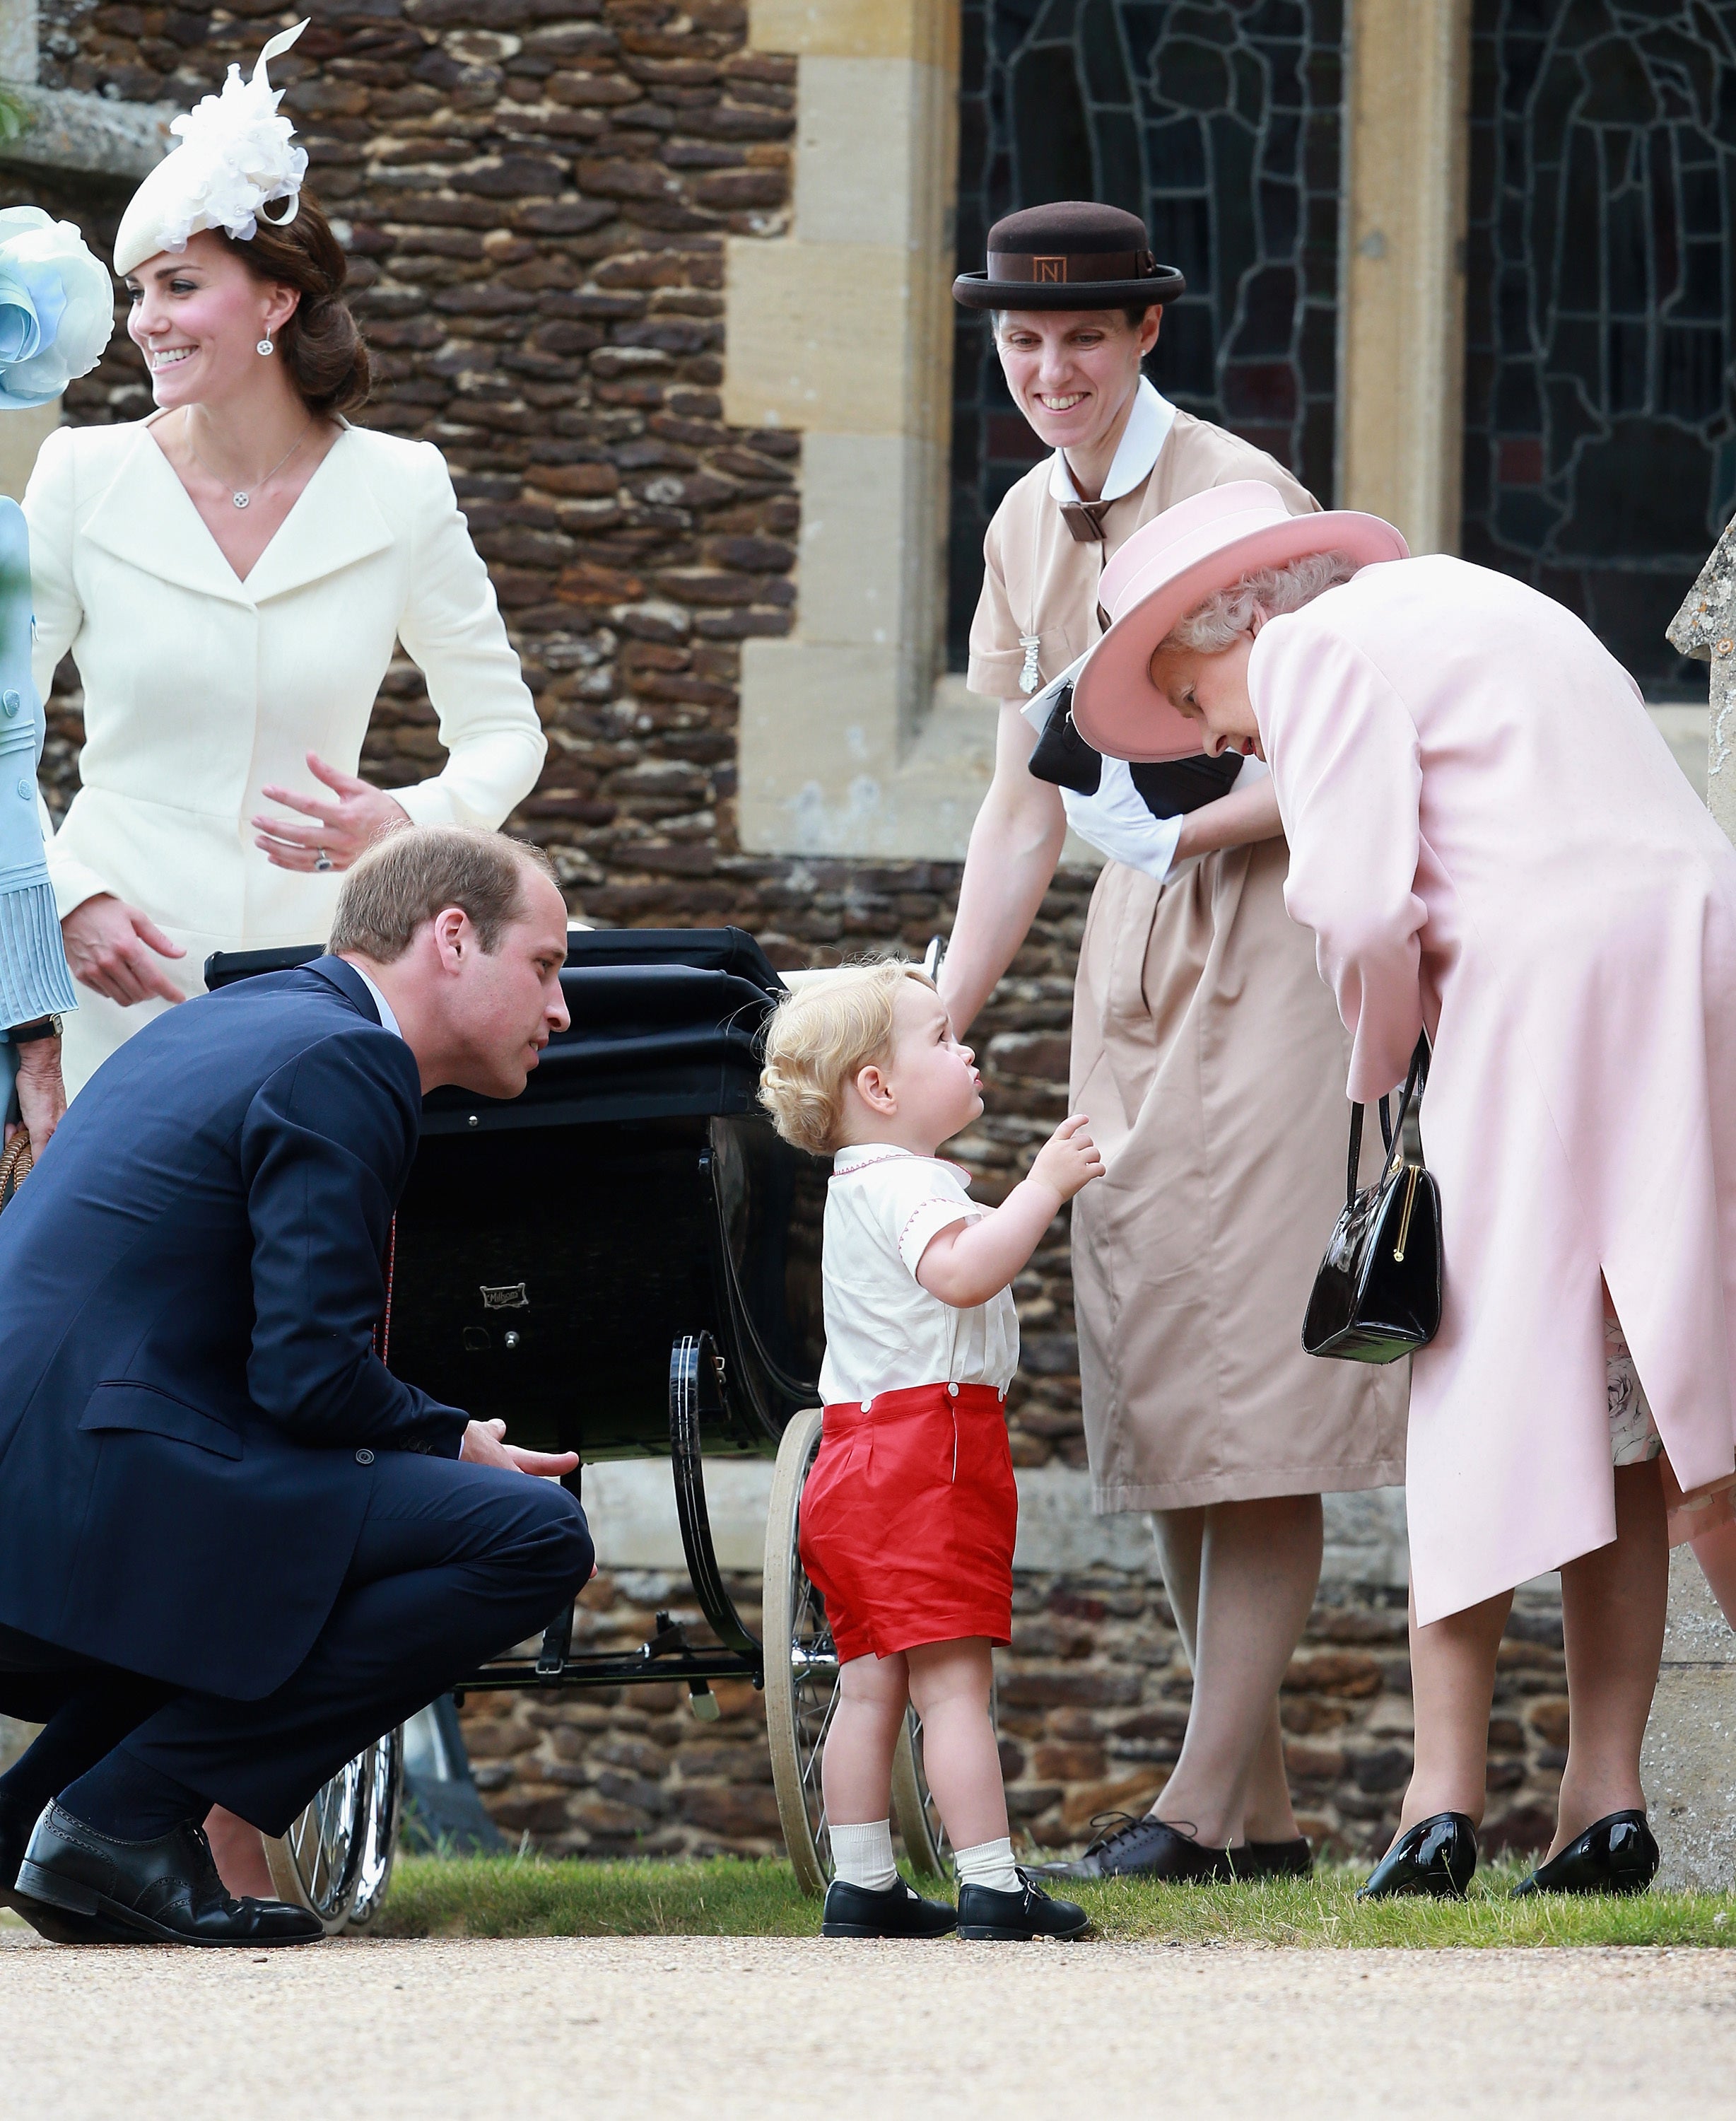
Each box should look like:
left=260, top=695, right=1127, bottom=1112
left=821, top=1874, right=957, bottom=1939
left=956, top=1871, right=1089, bottom=1941
left=1234, top=1835, right=1314, bottom=1880
left=1031, top=1811, right=1234, bottom=1883
left=13, top=1802, right=324, bottom=1946
left=1356, top=1811, right=1478, bottom=1900
left=1511, top=1810, right=1659, bottom=1898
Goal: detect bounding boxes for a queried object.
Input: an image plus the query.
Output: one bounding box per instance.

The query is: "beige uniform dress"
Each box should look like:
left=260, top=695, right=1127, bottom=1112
left=969, top=382, right=1407, bottom=1512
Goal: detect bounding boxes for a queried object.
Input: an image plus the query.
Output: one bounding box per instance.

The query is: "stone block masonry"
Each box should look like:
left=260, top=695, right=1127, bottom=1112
left=458, top=1568, right=1571, bottom=1864
left=17, top=0, right=1095, bottom=1477
left=8, top=0, right=1571, bottom=1867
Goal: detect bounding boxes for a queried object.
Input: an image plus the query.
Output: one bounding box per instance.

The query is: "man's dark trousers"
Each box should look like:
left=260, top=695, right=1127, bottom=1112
left=2, top=1455, right=589, bottom=1833
left=106, top=1454, right=589, bottom=1833
left=0, top=954, right=592, bottom=1834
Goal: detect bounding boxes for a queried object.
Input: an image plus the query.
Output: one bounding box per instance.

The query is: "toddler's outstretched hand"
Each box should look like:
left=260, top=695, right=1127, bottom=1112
left=1028, top=1114, right=1103, bottom=1203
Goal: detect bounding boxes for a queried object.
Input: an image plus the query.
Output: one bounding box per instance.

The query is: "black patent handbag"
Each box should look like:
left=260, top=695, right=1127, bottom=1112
left=1302, top=1034, right=1441, bottom=1365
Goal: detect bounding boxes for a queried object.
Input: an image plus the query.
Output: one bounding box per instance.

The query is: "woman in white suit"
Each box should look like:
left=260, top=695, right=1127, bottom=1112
left=28, top=24, right=545, bottom=1095
left=23, top=26, right=546, bottom=1901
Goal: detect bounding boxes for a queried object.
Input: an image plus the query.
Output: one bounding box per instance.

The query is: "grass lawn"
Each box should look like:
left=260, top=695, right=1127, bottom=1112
left=374, top=1854, right=1736, bottom=1948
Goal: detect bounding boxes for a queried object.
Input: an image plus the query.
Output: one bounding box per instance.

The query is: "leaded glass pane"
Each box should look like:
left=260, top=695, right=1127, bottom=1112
left=1463, top=0, right=1736, bottom=693
left=949, top=0, right=1346, bottom=668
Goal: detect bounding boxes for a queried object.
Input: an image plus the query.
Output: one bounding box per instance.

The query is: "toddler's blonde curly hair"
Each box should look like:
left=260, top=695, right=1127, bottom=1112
left=758, top=960, right=935, bottom=1157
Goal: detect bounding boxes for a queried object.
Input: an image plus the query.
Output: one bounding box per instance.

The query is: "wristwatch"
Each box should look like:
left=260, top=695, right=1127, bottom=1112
left=8, top=1014, right=63, bottom=1044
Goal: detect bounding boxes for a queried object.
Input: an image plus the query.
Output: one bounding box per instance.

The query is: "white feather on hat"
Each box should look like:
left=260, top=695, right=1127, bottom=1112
left=113, top=21, right=310, bottom=277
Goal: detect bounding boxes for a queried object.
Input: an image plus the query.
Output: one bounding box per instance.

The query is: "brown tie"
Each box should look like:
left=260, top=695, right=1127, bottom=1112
left=1059, top=497, right=1113, bottom=544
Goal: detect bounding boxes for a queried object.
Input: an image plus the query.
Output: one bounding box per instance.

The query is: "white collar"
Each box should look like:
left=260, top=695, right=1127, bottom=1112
left=831, top=1143, right=970, bottom=1181
left=353, top=966, right=402, bottom=1041
left=1048, top=376, right=1177, bottom=508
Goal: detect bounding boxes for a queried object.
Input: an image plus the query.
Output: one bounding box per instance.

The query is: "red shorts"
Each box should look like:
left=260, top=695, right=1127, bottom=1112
left=798, top=1381, right=1017, bottom=1664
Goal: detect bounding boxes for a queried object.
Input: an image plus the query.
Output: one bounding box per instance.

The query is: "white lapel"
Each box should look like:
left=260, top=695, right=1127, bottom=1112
left=80, top=425, right=396, bottom=609
left=242, top=432, right=395, bottom=604
left=81, top=425, right=254, bottom=607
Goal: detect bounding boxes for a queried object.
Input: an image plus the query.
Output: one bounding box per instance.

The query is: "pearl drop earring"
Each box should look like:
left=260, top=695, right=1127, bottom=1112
left=257, top=337, right=274, bottom=356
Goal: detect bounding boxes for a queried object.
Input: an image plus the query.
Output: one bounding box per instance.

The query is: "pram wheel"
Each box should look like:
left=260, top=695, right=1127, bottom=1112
left=761, top=1406, right=953, bottom=1895
left=891, top=1706, right=953, bottom=1881
left=346, top=1724, right=405, bottom=1932
left=264, top=1726, right=403, bottom=1934
left=763, top=1406, right=835, bottom=1895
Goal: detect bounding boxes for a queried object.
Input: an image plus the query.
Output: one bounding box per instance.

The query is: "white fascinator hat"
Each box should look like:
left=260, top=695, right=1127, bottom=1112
left=114, top=21, right=311, bottom=278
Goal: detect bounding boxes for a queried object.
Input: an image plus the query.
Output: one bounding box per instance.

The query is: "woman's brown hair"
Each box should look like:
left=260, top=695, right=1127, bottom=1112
left=218, top=187, right=371, bottom=419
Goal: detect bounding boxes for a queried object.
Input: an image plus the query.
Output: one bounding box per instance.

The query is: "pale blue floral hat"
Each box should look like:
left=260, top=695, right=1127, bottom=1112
left=0, top=204, right=114, bottom=410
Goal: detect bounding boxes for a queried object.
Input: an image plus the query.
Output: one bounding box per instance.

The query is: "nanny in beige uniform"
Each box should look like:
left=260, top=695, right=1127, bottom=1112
left=939, top=203, right=1405, bottom=1884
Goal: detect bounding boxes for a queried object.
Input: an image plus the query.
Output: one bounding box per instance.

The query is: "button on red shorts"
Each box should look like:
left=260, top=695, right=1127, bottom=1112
left=797, top=1381, right=1017, bottom=1664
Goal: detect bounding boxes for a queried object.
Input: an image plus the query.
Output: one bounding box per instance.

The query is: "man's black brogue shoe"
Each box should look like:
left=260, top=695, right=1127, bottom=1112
left=13, top=1802, right=324, bottom=1946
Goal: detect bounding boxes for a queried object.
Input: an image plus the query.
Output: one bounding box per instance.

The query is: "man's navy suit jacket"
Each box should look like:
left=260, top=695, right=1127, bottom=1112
left=0, top=957, right=467, bottom=1700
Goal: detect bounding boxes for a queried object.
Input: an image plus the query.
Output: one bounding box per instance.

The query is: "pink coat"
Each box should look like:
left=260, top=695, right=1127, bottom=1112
left=1252, top=555, right=1736, bottom=1623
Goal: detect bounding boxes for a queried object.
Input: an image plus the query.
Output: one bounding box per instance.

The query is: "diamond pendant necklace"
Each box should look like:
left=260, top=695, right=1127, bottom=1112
left=184, top=408, right=312, bottom=510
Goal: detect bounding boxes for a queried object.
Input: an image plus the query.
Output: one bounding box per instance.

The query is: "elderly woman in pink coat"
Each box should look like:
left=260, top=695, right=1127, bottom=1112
left=1069, top=480, right=1736, bottom=1899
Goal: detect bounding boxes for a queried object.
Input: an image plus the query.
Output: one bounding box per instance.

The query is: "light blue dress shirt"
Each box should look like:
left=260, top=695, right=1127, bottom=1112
left=0, top=494, right=76, bottom=1116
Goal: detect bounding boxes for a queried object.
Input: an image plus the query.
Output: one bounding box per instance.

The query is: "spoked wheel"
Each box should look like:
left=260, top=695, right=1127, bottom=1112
left=763, top=1406, right=838, bottom=1895
left=891, top=1710, right=951, bottom=1881
left=346, top=1725, right=404, bottom=1933
left=264, top=1728, right=401, bottom=1935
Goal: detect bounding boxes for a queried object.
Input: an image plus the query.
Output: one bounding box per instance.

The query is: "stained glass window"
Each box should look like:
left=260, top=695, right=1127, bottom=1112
left=949, top=0, right=1347, bottom=667
left=1462, top=0, right=1736, bottom=693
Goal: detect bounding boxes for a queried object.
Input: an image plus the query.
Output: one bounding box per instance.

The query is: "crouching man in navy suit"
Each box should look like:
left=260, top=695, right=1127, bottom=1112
left=0, top=826, right=593, bottom=1946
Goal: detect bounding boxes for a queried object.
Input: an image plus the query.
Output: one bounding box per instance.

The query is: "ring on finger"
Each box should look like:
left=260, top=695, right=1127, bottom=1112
left=315, top=848, right=334, bottom=872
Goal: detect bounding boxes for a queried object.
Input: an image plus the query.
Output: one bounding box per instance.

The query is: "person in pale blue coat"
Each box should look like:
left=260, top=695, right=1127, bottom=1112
left=0, top=496, right=77, bottom=1150
left=0, top=204, right=114, bottom=1151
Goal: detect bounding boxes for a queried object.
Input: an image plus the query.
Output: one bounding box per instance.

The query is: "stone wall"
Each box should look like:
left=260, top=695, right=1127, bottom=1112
left=0, top=1562, right=1573, bottom=1866
left=13, top=0, right=1097, bottom=1471
left=0, top=1, right=1591, bottom=1874
left=457, top=1565, right=1570, bottom=1864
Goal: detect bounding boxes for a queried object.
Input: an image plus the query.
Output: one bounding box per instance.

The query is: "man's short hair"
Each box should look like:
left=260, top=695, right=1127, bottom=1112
left=329, top=826, right=556, bottom=963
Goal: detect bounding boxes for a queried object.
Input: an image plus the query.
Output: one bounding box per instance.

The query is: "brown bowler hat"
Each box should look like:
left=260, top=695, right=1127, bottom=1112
left=953, top=201, right=1185, bottom=312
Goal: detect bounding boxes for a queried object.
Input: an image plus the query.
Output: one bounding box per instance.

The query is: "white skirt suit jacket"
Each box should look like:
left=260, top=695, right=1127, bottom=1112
left=25, top=419, right=547, bottom=1091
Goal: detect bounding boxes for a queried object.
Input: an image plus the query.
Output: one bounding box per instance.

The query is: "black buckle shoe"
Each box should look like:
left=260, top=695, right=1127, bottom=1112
left=1031, top=1811, right=1235, bottom=1883
left=1356, top=1811, right=1478, bottom=1900
left=1234, top=1835, right=1314, bottom=1879
left=821, top=1874, right=957, bottom=1938
left=1511, top=1810, right=1659, bottom=1898
left=956, top=1871, right=1089, bottom=1940
left=14, top=1802, right=324, bottom=1946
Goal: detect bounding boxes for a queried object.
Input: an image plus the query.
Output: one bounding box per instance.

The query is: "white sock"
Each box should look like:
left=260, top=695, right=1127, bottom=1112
left=831, top=1818, right=898, bottom=1893
left=955, top=1835, right=1021, bottom=1894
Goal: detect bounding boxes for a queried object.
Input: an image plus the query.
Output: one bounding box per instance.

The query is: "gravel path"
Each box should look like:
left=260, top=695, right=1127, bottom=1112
left=6, top=1925, right=1735, bottom=2118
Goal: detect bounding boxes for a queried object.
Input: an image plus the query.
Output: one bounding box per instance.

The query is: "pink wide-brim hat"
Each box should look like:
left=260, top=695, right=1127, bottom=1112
left=1069, top=480, right=1409, bottom=762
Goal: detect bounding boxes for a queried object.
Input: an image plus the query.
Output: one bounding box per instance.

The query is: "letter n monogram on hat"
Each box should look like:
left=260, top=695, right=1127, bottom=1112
left=1035, top=256, right=1065, bottom=282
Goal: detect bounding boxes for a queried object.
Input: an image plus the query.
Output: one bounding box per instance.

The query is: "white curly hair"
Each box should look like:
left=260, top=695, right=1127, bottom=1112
left=1165, top=549, right=1360, bottom=655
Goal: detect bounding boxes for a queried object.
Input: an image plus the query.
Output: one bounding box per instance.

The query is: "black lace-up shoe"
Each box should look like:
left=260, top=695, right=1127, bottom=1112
left=820, top=1874, right=957, bottom=1938
left=1356, top=1811, right=1478, bottom=1900
left=14, top=1803, right=324, bottom=1946
left=956, top=1871, right=1089, bottom=1940
left=1511, top=1810, right=1659, bottom=1898
left=1235, top=1835, right=1314, bottom=1879
left=1031, top=1811, right=1235, bottom=1883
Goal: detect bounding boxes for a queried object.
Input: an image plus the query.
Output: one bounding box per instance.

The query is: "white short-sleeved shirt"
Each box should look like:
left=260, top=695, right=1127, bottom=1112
left=819, top=1144, right=1020, bottom=1408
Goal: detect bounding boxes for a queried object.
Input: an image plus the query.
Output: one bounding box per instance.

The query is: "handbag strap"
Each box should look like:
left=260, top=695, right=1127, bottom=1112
left=0, top=1126, right=33, bottom=1202
left=1344, top=1032, right=1431, bottom=1208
